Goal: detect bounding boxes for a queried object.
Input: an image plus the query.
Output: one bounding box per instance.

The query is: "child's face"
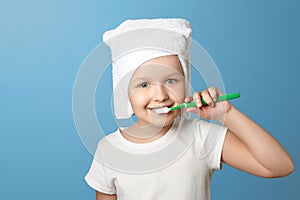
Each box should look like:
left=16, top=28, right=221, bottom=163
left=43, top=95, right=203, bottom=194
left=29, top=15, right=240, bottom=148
left=128, top=55, right=186, bottom=129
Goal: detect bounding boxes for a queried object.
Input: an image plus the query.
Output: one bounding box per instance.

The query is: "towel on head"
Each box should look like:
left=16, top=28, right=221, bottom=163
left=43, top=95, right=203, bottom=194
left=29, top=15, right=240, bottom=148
left=103, top=18, right=192, bottom=119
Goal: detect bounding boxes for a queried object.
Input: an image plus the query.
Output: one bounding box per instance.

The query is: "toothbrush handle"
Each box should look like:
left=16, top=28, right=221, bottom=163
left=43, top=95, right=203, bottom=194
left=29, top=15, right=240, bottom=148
left=186, top=92, right=240, bottom=108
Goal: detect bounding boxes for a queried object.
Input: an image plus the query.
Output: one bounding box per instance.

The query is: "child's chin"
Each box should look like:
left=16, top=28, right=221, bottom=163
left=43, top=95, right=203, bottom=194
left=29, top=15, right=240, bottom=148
left=150, top=115, right=176, bottom=128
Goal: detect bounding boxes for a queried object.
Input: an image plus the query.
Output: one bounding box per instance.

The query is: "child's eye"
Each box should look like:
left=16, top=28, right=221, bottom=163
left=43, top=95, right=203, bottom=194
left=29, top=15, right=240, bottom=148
left=166, top=79, right=176, bottom=84
left=140, top=82, right=150, bottom=88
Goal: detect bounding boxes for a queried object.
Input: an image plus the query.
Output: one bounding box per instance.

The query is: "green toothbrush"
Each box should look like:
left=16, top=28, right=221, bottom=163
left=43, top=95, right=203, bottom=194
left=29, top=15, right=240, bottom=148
left=154, top=92, right=240, bottom=114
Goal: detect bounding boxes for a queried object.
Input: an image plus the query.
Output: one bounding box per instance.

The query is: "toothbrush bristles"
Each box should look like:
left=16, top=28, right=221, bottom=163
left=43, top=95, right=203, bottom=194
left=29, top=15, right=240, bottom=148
left=154, top=107, right=170, bottom=114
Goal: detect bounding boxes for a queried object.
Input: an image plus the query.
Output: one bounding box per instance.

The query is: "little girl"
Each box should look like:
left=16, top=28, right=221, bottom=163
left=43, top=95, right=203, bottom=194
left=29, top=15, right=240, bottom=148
left=85, top=18, right=294, bottom=200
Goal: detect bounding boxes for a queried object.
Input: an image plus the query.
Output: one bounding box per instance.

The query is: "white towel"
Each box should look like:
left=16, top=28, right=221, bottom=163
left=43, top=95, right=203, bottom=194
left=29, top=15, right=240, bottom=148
left=103, top=18, right=192, bottom=119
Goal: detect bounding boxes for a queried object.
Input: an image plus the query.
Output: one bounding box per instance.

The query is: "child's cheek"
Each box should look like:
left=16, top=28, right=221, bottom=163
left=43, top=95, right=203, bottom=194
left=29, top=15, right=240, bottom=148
left=171, top=84, right=186, bottom=103
left=130, top=91, right=147, bottom=107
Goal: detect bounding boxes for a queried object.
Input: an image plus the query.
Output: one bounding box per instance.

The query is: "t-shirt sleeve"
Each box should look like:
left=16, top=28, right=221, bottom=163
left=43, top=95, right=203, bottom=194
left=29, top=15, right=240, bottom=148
left=197, top=120, right=228, bottom=170
left=85, top=144, right=116, bottom=194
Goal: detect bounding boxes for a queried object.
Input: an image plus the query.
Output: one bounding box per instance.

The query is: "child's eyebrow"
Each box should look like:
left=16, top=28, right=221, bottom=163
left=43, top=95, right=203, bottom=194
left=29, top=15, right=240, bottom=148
left=131, top=71, right=184, bottom=82
left=129, top=77, right=150, bottom=86
left=130, top=77, right=148, bottom=82
left=165, top=71, right=184, bottom=77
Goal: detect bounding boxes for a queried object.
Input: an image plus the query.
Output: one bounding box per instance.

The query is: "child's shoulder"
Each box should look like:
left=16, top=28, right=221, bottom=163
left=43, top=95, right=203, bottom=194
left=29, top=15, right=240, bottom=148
left=98, top=128, right=121, bottom=143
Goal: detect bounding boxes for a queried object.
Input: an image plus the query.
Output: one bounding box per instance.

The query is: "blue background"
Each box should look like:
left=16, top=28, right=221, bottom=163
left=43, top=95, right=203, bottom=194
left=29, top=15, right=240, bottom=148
left=1, top=0, right=299, bottom=199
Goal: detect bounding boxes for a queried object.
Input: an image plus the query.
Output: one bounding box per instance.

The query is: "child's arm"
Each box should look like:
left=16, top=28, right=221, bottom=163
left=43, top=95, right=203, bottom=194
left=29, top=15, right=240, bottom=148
left=186, top=87, right=294, bottom=178
left=221, top=107, right=294, bottom=177
left=96, top=191, right=117, bottom=200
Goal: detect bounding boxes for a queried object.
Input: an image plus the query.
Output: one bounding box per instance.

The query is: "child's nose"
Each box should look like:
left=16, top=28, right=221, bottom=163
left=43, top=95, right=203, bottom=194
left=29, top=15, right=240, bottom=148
left=152, top=84, right=169, bottom=102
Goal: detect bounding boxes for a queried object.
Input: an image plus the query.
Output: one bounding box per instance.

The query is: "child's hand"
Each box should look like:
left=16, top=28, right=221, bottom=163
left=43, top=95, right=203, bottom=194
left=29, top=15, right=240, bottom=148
left=185, top=87, right=232, bottom=121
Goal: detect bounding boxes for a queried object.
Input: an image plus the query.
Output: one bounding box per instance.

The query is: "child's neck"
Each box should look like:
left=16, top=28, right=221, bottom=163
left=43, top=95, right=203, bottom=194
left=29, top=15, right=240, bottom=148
left=120, top=123, right=173, bottom=144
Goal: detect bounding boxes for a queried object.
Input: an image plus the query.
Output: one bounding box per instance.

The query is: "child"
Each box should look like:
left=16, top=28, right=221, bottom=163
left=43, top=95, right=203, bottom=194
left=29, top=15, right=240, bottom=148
left=85, top=18, right=294, bottom=200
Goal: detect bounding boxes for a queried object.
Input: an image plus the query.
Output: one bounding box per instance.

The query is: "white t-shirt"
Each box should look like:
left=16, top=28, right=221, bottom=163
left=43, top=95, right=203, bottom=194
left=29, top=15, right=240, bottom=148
left=85, top=117, right=227, bottom=200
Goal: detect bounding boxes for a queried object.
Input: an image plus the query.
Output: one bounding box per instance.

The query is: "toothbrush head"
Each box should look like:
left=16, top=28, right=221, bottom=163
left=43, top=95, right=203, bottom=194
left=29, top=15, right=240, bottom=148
left=154, top=107, right=170, bottom=114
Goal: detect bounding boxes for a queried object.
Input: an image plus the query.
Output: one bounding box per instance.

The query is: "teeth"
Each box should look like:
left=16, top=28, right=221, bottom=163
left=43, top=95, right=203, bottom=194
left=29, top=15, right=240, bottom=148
left=150, top=106, right=166, bottom=110
left=153, top=107, right=169, bottom=114
left=148, top=105, right=172, bottom=113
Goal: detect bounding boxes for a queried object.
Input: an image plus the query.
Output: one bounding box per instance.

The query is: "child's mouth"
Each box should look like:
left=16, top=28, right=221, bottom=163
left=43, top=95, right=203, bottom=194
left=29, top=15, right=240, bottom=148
left=148, top=105, right=172, bottom=114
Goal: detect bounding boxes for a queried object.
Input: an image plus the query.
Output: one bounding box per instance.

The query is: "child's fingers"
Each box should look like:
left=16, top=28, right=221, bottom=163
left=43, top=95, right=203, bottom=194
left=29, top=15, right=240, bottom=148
left=184, top=96, right=193, bottom=103
left=208, top=87, right=218, bottom=102
left=201, top=89, right=215, bottom=107
left=193, top=92, right=202, bottom=108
